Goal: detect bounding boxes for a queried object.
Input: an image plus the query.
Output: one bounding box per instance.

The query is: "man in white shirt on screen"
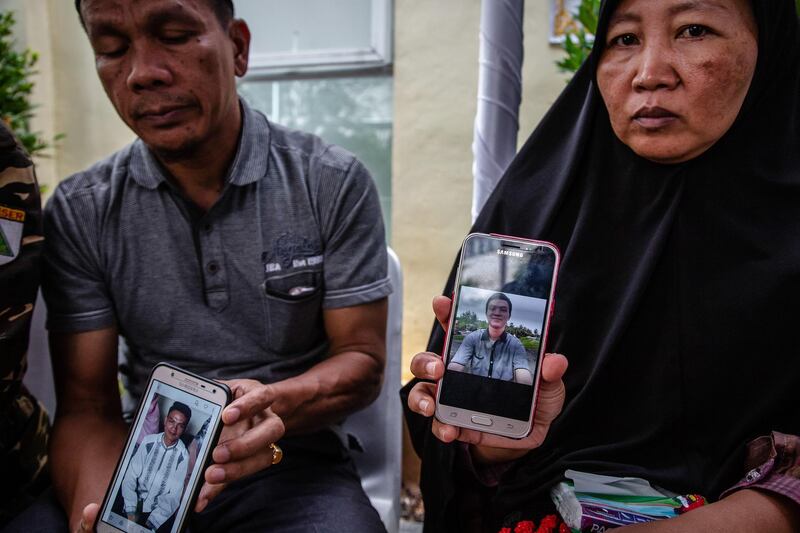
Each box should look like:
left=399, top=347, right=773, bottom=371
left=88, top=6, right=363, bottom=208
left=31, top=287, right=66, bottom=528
left=121, top=403, right=191, bottom=531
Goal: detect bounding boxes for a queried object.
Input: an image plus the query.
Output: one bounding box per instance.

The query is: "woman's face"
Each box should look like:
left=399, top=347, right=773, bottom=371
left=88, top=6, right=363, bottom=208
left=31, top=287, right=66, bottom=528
left=597, top=0, right=758, bottom=164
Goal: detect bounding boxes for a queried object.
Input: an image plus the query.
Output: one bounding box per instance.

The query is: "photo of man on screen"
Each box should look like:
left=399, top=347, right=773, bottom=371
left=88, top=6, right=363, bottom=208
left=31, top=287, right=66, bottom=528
left=120, top=402, right=192, bottom=531
left=447, top=293, right=533, bottom=384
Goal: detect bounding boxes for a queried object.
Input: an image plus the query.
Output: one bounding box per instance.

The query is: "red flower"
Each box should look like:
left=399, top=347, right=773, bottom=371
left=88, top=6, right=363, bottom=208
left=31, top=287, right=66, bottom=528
left=513, top=520, right=535, bottom=533
left=533, top=514, right=556, bottom=533
left=501, top=513, right=570, bottom=533
left=541, top=514, right=558, bottom=527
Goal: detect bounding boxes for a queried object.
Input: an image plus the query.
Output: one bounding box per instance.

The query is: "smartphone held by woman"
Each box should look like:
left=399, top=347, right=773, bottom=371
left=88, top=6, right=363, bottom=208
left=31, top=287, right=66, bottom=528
left=435, top=233, right=560, bottom=439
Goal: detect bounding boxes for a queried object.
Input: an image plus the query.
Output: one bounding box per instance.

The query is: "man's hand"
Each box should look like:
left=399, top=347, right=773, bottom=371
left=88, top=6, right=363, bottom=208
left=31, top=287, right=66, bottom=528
left=406, top=295, right=568, bottom=464
left=74, top=503, right=99, bottom=533
left=196, top=379, right=286, bottom=512
left=195, top=299, right=386, bottom=510
left=49, top=328, right=128, bottom=532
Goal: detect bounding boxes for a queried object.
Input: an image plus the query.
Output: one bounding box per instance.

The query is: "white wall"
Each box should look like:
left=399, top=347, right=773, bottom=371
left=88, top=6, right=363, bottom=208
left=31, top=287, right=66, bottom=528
left=46, top=0, right=135, bottom=183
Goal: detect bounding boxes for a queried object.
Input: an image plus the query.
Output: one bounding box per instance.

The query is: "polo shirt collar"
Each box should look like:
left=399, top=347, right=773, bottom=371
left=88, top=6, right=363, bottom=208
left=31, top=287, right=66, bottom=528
left=480, top=329, right=508, bottom=343
left=128, top=98, right=271, bottom=190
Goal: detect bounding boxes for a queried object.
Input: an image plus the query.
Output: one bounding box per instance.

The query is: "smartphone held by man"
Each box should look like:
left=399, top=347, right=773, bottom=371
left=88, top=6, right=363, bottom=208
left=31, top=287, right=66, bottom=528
left=95, top=363, right=231, bottom=533
left=435, top=233, right=560, bottom=439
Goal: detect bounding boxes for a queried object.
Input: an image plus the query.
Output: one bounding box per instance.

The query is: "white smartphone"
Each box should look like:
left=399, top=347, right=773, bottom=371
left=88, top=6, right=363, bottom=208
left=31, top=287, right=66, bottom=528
left=435, top=233, right=560, bottom=439
left=96, top=363, right=231, bottom=533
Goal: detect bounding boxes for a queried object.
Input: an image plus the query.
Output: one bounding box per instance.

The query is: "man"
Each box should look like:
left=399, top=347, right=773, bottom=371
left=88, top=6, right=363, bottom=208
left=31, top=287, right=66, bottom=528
left=38, top=1, right=391, bottom=531
left=121, top=402, right=191, bottom=531
left=0, top=122, right=50, bottom=527
left=448, top=293, right=532, bottom=384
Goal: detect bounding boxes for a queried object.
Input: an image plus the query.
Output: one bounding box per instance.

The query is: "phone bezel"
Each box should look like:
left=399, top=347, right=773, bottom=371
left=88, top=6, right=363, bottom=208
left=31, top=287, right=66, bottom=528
left=434, top=232, right=560, bottom=439
left=95, top=363, right=231, bottom=533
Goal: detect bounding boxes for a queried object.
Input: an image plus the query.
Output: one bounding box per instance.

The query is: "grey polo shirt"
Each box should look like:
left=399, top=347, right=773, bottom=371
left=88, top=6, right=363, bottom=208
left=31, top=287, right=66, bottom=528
left=43, top=100, right=392, bottom=399
left=450, top=329, right=530, bottom=381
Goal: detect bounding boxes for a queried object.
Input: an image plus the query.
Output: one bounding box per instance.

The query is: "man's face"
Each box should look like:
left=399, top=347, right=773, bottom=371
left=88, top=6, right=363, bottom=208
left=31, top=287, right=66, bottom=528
left=486, top=299, right=510, bottom=331
left=164, top=409, right=188, bottom=444
left=80, top=0, right=249, bottom=157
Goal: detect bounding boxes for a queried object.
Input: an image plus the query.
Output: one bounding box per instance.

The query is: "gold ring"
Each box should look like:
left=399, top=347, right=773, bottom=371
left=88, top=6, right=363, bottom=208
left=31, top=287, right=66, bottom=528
left=269, top=443, right=283, bottom=465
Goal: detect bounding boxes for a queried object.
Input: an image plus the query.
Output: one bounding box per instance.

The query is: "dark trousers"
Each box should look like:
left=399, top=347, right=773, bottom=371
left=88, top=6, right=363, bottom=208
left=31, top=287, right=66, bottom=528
left=1, top=488, right=67, bottom=533
left=2, top=432, right=386, bottom=533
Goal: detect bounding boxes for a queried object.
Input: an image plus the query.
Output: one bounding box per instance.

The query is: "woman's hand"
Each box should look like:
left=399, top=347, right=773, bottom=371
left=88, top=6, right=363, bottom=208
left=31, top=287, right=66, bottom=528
left=407, top=295, right=568, bottom=464
left=196, top=379, right=286, bottom=512
left=74, top=503, right=99, bottom=533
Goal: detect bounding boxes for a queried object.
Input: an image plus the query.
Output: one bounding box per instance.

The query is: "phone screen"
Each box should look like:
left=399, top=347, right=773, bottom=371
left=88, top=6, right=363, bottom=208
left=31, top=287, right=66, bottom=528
left=439, top=234, right=558, bottom=423
left=99, top=377, right=223, bottom=533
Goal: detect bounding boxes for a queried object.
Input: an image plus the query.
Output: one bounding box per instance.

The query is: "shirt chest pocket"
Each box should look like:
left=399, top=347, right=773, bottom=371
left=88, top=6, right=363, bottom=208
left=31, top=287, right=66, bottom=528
left=262, top=270, right=325, bottom=355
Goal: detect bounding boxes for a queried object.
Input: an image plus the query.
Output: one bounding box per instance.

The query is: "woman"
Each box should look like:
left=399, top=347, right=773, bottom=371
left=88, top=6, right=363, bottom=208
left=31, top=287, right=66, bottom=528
left=403, top=0, right=800, bottom=531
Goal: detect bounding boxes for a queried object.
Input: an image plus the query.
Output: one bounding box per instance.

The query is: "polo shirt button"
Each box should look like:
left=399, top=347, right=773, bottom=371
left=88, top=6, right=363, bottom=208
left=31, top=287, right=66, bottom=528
left=203, top=223, right=213, bottom=233
left=207, top=261, right=219, bottom=274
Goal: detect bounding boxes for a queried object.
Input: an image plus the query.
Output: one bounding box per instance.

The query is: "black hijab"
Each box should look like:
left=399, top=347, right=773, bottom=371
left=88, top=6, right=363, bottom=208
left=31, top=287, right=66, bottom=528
left=402, top=1, right=800, bottom=531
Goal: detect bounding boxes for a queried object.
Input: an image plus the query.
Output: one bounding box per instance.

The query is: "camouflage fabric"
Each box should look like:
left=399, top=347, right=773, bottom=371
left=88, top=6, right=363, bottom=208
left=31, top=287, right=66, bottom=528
left=0, top=121, right=50, bottom=526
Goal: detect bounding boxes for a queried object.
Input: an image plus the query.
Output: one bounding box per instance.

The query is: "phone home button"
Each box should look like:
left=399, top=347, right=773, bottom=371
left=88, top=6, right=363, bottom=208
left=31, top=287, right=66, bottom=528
left=471, top=415, right=493, bottom=427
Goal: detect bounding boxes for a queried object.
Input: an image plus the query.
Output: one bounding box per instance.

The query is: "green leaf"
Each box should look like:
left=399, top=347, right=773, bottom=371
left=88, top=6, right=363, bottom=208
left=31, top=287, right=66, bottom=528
left=556, top=0, right=599, bottom=77
left=0, top=9, right=64, bottom=156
